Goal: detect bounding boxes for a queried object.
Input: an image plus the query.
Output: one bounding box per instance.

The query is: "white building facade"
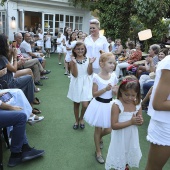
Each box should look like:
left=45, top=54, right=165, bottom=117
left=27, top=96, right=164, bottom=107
left=0, top=0, right=91, bottom=41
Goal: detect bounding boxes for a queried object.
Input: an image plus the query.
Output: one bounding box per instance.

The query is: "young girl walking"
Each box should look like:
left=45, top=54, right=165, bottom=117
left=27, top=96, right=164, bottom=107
left=105, top=75, right=143, bottom=170
left=56, top=32, right=65, bottom=65
left=84, top=51, right=118, bottom=164
left=67, top=42, right=96, bottom=130
left=65, top=31, right=77, bottom=78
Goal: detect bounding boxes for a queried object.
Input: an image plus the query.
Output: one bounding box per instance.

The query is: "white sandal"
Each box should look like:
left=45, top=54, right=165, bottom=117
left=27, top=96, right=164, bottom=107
left=28, top=114, right=44, bottom=125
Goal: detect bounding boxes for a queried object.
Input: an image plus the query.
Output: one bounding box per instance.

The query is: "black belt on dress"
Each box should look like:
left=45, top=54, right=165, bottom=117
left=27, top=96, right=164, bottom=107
left=95, top=97, right=112, bottom=103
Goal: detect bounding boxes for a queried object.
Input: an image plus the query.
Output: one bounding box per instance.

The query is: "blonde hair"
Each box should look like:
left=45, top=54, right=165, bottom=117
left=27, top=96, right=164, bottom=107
left=90, top=19, right=100, bottom=29
left=99, top=50, right=116, bottom=66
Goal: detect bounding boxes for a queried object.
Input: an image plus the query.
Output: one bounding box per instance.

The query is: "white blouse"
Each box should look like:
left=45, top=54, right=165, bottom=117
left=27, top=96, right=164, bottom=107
left=148, top=55, right=170, bottom=123
left=84, top=35, right=109, bottom=69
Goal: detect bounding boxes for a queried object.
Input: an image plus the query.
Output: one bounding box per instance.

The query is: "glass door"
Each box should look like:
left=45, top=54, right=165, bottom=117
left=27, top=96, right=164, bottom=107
left=43, top=13, right=54, bottom=34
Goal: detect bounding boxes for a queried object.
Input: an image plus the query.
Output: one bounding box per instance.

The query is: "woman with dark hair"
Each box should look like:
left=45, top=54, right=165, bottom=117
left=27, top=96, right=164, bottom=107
left=77, top=31, right=84, bottom=42
left=63, top=27, right=72, bottom=75
left=0, top=34, right=39, bottom=108
left=65, top=31, right=77, bottom=77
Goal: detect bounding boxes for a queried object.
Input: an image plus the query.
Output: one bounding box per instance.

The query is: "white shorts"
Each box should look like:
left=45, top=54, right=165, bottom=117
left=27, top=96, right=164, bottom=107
left=147, top=119, right=170, bottom=146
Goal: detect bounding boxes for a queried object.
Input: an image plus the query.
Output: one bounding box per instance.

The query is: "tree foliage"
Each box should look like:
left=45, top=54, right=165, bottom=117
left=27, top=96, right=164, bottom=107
left=69, top=0, right=170, bottom=48
left=0, top=0, right=7, bottom=6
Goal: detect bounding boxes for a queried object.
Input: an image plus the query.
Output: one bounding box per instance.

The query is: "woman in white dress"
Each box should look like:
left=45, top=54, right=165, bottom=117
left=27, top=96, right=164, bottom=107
left=45, top=30, right=52, bottom=58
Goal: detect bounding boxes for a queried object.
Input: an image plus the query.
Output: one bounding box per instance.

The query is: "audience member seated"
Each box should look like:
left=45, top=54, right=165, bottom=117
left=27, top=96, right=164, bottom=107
left=107, top=37, right=113, bottom=52
left=0, top=87, right=44, bottom=125
left=0, top=99, right=45, bottom=167
left=114, top=43, right=142, bottom=78
left=0, top=33, right=39, bottom=107
left=20, top=33, right=47, bottom=67
left=15, top=32, right=50, bottom=85
left=125, top=41, right=135, bottom=58
left=112, top=39, right=123, bottom=59
left=112, top=39, right=118, bottom=53
left=136, top=44, right=160, bottom=78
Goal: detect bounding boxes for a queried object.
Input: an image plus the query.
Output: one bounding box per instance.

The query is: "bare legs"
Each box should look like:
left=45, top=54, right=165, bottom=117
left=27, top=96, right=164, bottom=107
left=46, top=49, right=51, bottom=58
left=73, top=101, right=89, bottom=126
left=73, top=102, right=80, bottom=125
left=145, top=143, right=170, bottom=170
left=94, top=127, right=111, bottom=157
left=58, top=53, right=62, bottom=64
left=64, top=62, right=69, bottom=75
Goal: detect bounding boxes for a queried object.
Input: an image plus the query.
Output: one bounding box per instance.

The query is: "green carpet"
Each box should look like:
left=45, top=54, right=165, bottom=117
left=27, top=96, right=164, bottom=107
left=2, top=53, right=170, bottom=170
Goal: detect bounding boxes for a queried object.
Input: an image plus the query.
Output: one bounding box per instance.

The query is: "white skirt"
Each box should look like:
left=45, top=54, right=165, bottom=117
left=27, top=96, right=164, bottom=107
left=147, top=119, right=170, bottom=146
left=84, top=98, right=112, bottom=128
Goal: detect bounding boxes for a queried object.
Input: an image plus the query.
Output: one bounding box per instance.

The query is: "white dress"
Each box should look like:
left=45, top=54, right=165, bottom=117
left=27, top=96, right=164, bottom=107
left=45, top=36, right=51, bottom=48
left=37, top=33, right=44, bottom=47
left=56, top=37, right=64, bottom=53
left=84, top=73, right=118, bottom=128
left=105, top=99, right=142, bottom=170
left=0, top=89, right=32, bottom=120
left=67, top=57, right=93, bottom=103
left=65, top=40, right=77, bottom=62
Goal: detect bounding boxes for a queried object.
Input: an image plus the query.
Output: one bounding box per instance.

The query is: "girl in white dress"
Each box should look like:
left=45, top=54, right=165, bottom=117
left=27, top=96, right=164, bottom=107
left=45, top=30, right=52, bottom=58
left=65, top=32, right=77, bottom=77
left=56, top=32, right=65, bottom=65
left=105, top=75, right=143, bottom=170
left=67, top=42, right=96, bottom=130
left=63, top=27, right=72, bottom=75
left=37, top=29, right=44, bottom=51
left=84, top=51, right=118, bottom=164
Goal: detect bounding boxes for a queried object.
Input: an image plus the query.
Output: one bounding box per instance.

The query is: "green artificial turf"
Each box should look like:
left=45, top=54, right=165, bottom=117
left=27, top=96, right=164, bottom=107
left=2, top=53, right=170, bottom=170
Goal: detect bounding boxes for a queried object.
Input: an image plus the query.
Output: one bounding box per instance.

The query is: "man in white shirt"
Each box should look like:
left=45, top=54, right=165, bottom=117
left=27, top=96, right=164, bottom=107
left=15, top=33, right=50, bottom=86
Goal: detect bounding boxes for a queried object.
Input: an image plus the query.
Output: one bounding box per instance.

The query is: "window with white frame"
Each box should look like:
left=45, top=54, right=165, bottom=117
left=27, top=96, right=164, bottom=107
left=0, top=11, right=6, bottom=34
left=44, top=14, right=53, bottom=33
left=55, top=14, right=64, bottom=33
left=75, top=16, right=83, bottom=31
left=65, top=15, right=73, bottom=30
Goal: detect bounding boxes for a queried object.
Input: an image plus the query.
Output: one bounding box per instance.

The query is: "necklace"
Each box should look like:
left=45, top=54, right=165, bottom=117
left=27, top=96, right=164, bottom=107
left=76, top=57, right=87, bottom=64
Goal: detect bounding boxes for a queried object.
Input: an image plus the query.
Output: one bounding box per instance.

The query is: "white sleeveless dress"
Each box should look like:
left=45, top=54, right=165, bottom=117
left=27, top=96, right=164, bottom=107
left=45, top=36, right=51, bottom=48
left=84, top=73, right=118, bottom=128
left=67, top=57, right=93, bottom=103
left=65, top=40, right=77, bottom=62
left=105, top=99, right=142, bottom=170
